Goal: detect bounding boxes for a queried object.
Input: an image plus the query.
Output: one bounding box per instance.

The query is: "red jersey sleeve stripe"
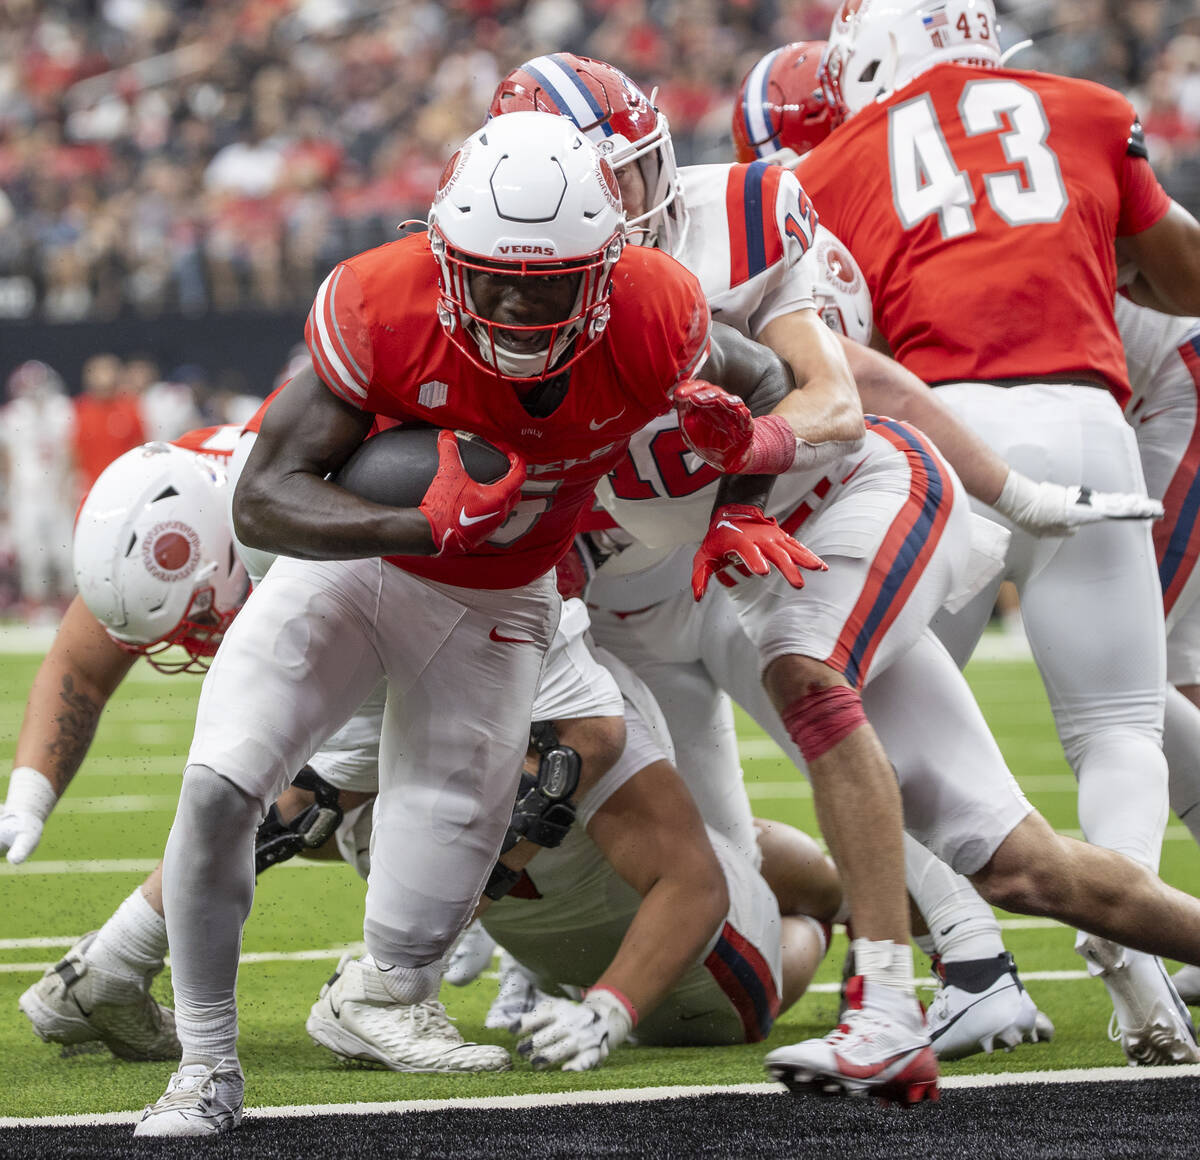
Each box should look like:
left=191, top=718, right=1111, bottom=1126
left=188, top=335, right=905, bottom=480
left=307, top=270, right=368, bottom=403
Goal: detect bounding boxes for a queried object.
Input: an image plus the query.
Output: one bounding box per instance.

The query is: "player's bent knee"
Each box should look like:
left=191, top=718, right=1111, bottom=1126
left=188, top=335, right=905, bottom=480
left=179, top=764, right=261, bottom=833
left=969, top=817, right=1070, bottom=916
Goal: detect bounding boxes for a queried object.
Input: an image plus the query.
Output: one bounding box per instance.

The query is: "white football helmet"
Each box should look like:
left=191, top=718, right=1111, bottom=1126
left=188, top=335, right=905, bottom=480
left=427, top=110, right=626, bottom=381
left=826, top=0, right=1001, bottom=117
left=73, top=442, right=250, bottom=673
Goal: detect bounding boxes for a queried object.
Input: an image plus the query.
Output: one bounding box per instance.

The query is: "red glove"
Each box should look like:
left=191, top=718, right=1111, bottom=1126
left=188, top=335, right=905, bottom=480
left=691, top=504, right=827, bottom=600
left=420, top=430, right=526, bottom=556
left=674, top=380, right=795, bottom=474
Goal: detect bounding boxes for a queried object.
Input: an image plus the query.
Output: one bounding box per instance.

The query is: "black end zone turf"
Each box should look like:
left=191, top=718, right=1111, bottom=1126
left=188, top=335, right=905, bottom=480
left=4, top=1079, right=1200, bottom=1159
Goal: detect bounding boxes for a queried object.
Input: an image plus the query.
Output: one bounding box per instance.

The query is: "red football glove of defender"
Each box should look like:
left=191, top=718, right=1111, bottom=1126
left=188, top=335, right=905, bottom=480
left=420, top=430, right=526, bottom=557
left=674, top=380, right=795, bottom=474
left=692, top=504, right=827, bottom=601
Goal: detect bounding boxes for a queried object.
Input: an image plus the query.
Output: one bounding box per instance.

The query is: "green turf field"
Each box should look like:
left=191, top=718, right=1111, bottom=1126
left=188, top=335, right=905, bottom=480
left=3, top=644, right=1199, bottom=1118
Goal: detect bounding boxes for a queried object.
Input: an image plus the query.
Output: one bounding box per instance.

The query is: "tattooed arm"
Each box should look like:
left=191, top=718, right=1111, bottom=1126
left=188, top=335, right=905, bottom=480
left=13, top=596, right=138, bottom=794
left=1, top=597, right=138, bottom=862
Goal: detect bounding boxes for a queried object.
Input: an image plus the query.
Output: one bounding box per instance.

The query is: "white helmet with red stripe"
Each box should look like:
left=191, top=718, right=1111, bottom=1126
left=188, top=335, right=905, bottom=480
left=73, top=441, right=250, bottom=673
left=426, top=110, right=626, bottom=382
left=826, top=0, right=1001, bottom=117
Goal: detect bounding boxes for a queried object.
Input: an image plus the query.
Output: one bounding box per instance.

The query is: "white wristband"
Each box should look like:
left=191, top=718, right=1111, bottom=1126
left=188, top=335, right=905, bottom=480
left=991, top=469, right=1036, bottom=520
left=6, top=767, right=58, bottom=822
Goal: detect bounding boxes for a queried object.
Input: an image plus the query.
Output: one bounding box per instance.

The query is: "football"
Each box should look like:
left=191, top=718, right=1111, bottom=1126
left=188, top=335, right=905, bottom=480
left=333, top=426, right=510, bottom=509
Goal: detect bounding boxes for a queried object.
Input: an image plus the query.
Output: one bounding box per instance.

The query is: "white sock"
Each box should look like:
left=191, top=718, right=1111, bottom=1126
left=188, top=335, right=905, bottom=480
left=87, top=888, right=168, bottom=981
left=852, top=937, right=915, bottom=993
left=373, top=955, right=444, bottom=1004
left=905, top=835, right=1005, bottom=963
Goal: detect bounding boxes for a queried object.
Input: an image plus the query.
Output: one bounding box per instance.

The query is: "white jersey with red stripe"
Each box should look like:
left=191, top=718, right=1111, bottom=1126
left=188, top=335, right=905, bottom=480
left=674, top=161, right=817, bottom=332
left=590, top=160, right=832, bottom=604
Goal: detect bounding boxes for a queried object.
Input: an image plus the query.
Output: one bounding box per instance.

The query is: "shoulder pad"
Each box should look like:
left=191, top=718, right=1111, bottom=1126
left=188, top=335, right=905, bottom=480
left=1127, top=120, right=1149, bottom=161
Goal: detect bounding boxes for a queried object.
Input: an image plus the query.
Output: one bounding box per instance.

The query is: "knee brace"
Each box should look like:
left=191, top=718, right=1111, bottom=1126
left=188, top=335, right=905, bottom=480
left=483, top=721, right=581, bottom=901
left=254, top=766, right=344, bottom=875
left=782, top=684, right=868, bottom=763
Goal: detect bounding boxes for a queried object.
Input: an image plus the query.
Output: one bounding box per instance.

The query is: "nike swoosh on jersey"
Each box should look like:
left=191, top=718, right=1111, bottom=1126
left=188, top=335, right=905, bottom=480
left=459, top=508, right=500, bottom=527
left=589, top=408, right=626, bottom=431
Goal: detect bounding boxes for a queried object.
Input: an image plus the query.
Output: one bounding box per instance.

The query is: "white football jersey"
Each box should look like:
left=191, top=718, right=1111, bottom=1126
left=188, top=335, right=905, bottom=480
left=674, top=161, right=817, bottom=333
left=589, top=163, right=871, bottom=608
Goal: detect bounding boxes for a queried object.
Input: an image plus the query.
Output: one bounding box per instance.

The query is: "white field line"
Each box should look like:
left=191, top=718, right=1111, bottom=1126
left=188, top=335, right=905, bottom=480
left=0, top=942, right=367, bottom=974
left=744, top=774, right=1079, bottom=797
left=2, top=1065, right=1196, bottom=1130
left=0, top=856, right=349, bottom=876
left=0, top=916, right=1076, bottom=953
left=0, top=935, right=1087, bottom=981
left=2, top=824, right=1192, bottom=879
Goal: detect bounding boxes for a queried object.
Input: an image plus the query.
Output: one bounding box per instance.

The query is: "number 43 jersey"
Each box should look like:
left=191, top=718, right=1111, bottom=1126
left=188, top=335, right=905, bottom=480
left=795, top=63, right=1171, bottom=407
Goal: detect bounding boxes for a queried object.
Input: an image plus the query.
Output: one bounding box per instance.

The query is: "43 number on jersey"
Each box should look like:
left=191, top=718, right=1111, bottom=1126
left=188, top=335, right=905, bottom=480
left=888, top=79, right=1068, bottom=240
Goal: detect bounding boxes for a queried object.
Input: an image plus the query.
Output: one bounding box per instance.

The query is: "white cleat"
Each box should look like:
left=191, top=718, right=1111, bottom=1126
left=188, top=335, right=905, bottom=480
left=19, top=932, right=179, bottom=1061
left=485, top=952, right=543, bottom=1032
left=444, top=921, right=497, bottom=987
left=1077, top=934, right=1200, bottom=1065
left=307, top=953, right=511, bottom=1073
left=133, top=1058, right=244, bottom=1138
left=1171, top=963, right=1200, bottom=1006
left=765, top=976, right=939, bottom=1105
left=927, top=952, right=1053, bottom=1061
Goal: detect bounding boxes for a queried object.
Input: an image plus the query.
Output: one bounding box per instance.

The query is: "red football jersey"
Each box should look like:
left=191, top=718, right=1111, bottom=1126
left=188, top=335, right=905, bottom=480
left=796, top=64, right=1171, bottom=406
left=306, top=233, right=709, bottom=588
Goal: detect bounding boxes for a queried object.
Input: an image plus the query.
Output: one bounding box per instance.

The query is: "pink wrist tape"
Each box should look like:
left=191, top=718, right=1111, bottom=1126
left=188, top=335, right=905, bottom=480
left=742, top=414, right=796, bottom=474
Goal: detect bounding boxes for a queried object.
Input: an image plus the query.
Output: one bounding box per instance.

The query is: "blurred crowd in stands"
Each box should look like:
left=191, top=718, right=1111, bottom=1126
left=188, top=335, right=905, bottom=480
left=1, top=0, right=1199, bottom=620
left=0, top=0, right=1197, bottom=327
left=0, top=348, right=298, bottom=620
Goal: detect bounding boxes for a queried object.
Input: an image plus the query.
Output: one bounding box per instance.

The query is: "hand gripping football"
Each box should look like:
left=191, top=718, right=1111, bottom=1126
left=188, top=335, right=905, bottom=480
left=334, top=426, right=511, bottom=508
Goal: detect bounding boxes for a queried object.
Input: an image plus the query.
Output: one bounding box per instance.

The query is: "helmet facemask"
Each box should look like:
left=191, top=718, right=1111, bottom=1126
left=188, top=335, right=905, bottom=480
left=431, top=229, right=624, bottom=381
left=427, top=112, right=626, bottom=383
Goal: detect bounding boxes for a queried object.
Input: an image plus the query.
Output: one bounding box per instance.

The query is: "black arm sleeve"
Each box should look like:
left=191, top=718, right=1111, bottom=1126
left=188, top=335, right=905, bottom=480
left=700, top=323, right=792, bottom=513
left=703, top=321, right=795, bottom=418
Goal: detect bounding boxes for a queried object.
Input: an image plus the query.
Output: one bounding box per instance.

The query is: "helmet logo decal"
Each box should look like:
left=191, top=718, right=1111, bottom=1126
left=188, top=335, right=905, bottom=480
left=817, top=238, right=862, bottom=294
left=144, top=521, right=201, bottom=581
left=596, top=158, right=621, bottom=208
left=435, top=143, right=470, bottom=202
left=922, top=5, right=950, bottom=48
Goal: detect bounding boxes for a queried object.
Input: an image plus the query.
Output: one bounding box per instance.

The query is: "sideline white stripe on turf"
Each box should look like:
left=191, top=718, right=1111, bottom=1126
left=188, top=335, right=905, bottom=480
left=0, top=856, right=348, bottom=876
left=4, top=1066, right=1199, bottom=1130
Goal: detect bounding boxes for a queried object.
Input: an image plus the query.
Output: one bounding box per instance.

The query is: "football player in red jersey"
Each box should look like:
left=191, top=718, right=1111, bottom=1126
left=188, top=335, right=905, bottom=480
left=791, top=0, right=1200, bottom=1067
left=134, top=111, right=818, bottom=1137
